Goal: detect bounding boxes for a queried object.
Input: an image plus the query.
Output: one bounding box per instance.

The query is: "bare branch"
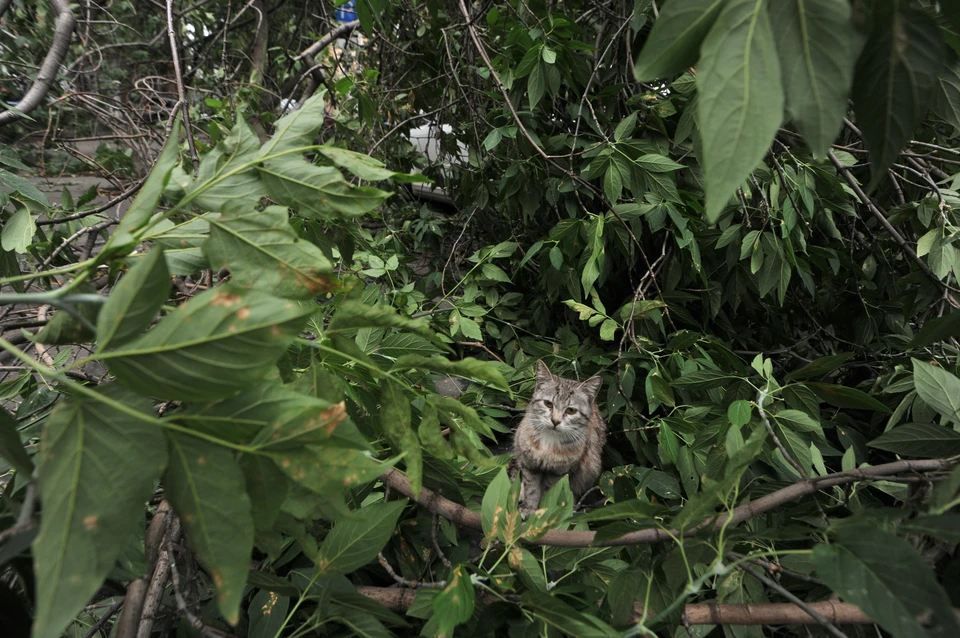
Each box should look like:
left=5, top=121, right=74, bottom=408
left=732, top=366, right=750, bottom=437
left=357, top=585, right=947, bottom=626
left=296, top=20, right=360, bottom=60
left=381, top=456, right=959, bottom=547
left=165, top=0, right=199, bottom=173
left=0, top=0, right=77, bottom=126
left=827, top=151, right=959, bottom=299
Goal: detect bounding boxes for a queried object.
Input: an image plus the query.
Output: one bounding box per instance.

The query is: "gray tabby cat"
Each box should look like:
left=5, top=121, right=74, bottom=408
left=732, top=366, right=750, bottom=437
left=508, top=361, right=606, bottom=515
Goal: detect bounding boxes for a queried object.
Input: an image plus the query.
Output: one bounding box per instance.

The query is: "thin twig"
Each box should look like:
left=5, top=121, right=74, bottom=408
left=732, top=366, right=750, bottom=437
left=732, top=555, right=849, bottom=638
left=165, top=0, right=199, bottom=173
left=828, top=151, right=959, bottom=299
left=377, top=552, right=446, bottom=588
left=81, top=598, right=125, bottom=638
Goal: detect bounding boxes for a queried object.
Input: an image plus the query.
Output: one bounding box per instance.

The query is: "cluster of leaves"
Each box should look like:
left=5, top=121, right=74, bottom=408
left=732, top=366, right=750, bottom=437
left=2, top=0, right=960, bottom=637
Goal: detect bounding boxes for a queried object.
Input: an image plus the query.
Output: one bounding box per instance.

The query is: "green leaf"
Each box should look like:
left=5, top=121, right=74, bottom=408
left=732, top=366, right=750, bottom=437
left=522, top=591, right=620, bottom=638
left=483, top=128, right=502, bottom=151
left=328, top=301, right=440, bottom=344
left=614, top=113, right=638, bottom=141
left=912, top=359, right=960, bottom=423
left=188, top=118, right=265, bottom=213
left=812, top=525, right=960, bottom=638
left=934, top=59, right=960, bottom=130
left=599, top=319, right=618, bottom=341
left=910, top=311, right=960, bottom=348
left=204, top=205, right=335, bottom=299
left=697, top=0, right=783, bottom=222
left=851, top=4, right=944, bottom=187
left=773, top=409, right=823, bottom=437
left=379, top=380, right=422, bottom=495
left=898, top=514, right=960, bottom=543
left=432, top=565, right=475, bottom=634
left=239, top=454, right=288, bottom=531
left=33, top=386, right=167, bottom=638
left=103, top=286, right=313, bottom=401
left=390, top=355, right=509, bottom=392
left=260, top=157, right=392, bottom=220
left=548, top=245, right=562, bottom=269
left=770, top=0, right=863, bottom=157
left=418, top=405, right=454, bottom=460
left=1, top=208, right=35, bottom=253
left=248, top=588, right=290, bottom=638
left=481, top=468, right=512, bottom=539
left=571, top=498, right=664, bottom=523
left=807, top=382, right=891, bottom=413
left=34, top=294, right=100, bottom=345
left=258, top=91, right=328, bottom=157
left=428, top=395, right=494, bottom=439
left=868, top=423, right=960, bottom=458
left=316, top=500, right=406, bottom=575
left=317, top=145, right=425, bottom=182
left=528, top=63, right=545, bottom=108
left=271, top=446, right=386, bottom=499
left=97, top=246, right=170, bottom=350
left=671, top=369, right=736, bottom=389
left=784, top=352, right=855, bottom=381
left=635, top=153, right=684, bottom=173
left=481, top=262, right=511, bottom=283
left=164, top=432, right=253, bottom=624
left=178, top=382, right=352, bottom=450
left=727, top=399, right=752, bottom=427
left=633, top=0, right=725, bottom=81
left=0, top=406, right=32, bottom=476
left=104, top=120, right=181, bottom=254
left=457, top=316, right=484, bottom=341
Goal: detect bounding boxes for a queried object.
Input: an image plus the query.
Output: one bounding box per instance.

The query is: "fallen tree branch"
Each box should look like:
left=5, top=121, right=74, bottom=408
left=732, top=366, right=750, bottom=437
left=356, top=585, right=882, bottom=625
left=117, top=501, right=172, bottom=638
left=296, top=20, right=360, bottom=60
left=381, top=456, right=959, bottom=547
left=0, top=0, right=76, bottom=126
left=827, top=150, right=959, bottom=299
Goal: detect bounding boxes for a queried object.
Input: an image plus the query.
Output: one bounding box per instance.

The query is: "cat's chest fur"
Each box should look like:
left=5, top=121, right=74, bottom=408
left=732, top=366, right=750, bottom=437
left=514, top=408, right=603, bottom=474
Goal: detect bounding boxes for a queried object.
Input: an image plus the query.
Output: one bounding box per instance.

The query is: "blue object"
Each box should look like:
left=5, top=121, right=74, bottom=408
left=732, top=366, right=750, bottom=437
left=335, top=0, right=357, bottom=22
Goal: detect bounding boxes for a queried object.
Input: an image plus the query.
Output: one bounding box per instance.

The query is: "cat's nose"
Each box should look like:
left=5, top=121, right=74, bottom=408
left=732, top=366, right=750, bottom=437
left=551, top=414, right=561, bottom=426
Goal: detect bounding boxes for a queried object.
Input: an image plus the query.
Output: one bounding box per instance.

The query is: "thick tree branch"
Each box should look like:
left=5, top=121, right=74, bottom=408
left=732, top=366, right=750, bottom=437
left=0, top=0, right=76, bottom=126
left=296, top=20, right=360, bottom=60
left=117, top=501, right=173, bottom=638
left=356, top=585, right=909, bottom=626
left=381, top=456, right=959, bottom=547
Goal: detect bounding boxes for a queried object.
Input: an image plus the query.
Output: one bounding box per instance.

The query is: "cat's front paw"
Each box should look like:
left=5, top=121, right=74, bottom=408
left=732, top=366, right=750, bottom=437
left=519, top=504, right=535, bottom=520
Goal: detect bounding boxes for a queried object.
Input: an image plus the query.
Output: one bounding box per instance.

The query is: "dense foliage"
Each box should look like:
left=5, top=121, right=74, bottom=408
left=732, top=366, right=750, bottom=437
left=2, top=0, right=960, bottom=637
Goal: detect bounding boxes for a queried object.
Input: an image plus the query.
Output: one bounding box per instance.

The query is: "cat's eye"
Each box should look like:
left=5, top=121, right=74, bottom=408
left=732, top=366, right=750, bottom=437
left=565, top=407, right=577, bottom=415
left=543, top=400, right=553, bottom=408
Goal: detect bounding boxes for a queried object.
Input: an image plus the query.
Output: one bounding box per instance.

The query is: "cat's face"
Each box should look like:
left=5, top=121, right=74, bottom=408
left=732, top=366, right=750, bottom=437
left=526, top=360, right=601, bottom=443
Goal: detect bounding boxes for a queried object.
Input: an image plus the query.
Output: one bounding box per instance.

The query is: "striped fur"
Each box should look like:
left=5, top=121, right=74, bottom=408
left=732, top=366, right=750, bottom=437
left=508, top=361, right=606, bottom=515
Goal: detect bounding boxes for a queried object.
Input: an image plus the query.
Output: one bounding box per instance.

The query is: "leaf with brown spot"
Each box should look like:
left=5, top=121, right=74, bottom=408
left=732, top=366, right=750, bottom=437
left=432, top=565, right=475, bottom=635
left=103, top=286, right=313, bottom=401
left=204, top=205, right=336, bottom=300
left=268, top=446, right=389, bottom=505
left=379, top=380, right=422, bottom=495
left=177, top=383, right=363, bottom=451
left=33, top=385, right=166, bottom=638
left=164, top=432, right=253, bottom=625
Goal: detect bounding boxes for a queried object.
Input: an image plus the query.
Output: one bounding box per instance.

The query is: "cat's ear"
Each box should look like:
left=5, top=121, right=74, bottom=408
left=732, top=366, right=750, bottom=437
left=535, top=360, right=555, bottom=385
left=580, top=375, right=602, bottom=399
